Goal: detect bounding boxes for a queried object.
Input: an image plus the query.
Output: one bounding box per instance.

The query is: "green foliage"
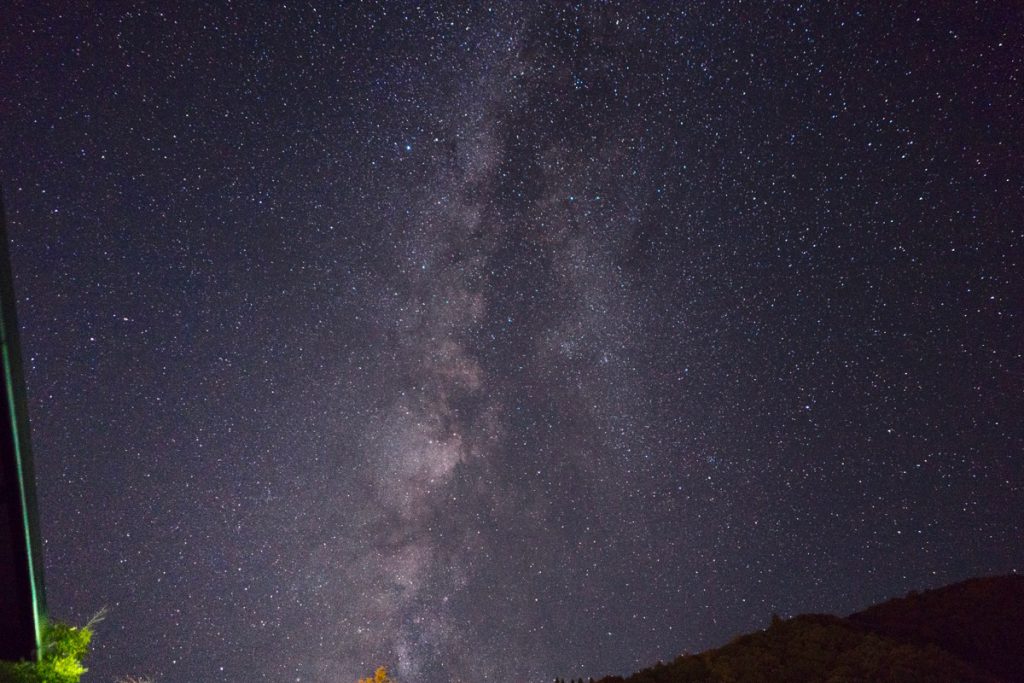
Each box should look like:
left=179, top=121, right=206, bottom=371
left=0, top=616, right=97, bottom=683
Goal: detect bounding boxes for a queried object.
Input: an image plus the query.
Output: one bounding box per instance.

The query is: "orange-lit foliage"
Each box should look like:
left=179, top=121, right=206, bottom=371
left=357, top=666, right=394, bottom=683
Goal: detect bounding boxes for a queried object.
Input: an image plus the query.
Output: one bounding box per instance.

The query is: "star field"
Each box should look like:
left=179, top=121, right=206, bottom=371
left=1, top=2, right=1022, bottom=681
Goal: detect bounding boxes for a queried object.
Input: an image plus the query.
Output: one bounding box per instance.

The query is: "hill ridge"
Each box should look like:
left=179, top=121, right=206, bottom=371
left=571, top=574, right=1023, bottom=683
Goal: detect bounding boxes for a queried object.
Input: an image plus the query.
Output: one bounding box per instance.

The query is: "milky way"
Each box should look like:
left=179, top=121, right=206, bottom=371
left=1, top=3, right=1022, bottom=682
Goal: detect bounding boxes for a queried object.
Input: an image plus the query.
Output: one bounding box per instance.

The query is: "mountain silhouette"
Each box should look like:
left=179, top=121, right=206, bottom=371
left=574, top=575, right=1024, bottom=683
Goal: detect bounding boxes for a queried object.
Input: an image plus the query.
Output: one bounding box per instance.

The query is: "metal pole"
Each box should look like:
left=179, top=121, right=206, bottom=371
left=0, top=186, right=47, bottom=662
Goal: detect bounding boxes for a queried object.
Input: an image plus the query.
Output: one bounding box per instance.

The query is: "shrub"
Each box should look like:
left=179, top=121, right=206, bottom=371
left=0, top=611, right=104, bottom=683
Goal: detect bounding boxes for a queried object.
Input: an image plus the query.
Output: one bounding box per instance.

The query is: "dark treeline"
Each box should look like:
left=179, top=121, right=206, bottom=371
left=557, top=575, right=1024, bottom=683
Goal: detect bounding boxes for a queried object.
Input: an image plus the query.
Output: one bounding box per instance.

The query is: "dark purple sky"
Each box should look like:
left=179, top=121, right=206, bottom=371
left=1, top=2, right=1022, bottom=681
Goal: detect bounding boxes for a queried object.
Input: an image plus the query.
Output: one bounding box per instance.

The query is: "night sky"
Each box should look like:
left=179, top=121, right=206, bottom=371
left=2, top=2, right=1023, bottom=682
